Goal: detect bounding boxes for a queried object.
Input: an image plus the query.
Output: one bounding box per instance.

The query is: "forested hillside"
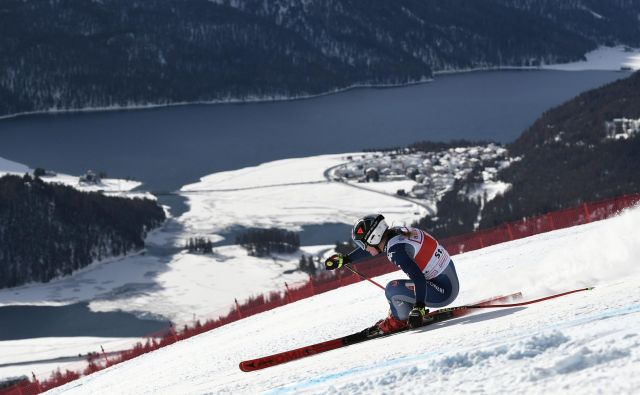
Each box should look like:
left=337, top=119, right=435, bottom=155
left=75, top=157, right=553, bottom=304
left=1, top=0, right=639, bottom=117
left=0, top=174, right=166, bottom=288
left=479, top=71, right=640, bottom=227
left=410, top=71, right=640, bottom=237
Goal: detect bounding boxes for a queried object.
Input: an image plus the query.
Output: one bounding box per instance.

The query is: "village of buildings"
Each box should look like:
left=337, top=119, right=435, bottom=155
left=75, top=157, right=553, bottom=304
left=328, top=143, right=512, bottom=205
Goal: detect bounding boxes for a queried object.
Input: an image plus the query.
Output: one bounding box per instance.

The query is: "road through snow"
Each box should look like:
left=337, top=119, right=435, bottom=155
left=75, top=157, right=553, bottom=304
left=48, top=204, right=640, bottom=394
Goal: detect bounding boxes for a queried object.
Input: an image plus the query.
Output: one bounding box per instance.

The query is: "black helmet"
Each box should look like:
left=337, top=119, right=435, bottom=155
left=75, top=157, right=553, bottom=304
left=352, top=214, right=389, bottom=249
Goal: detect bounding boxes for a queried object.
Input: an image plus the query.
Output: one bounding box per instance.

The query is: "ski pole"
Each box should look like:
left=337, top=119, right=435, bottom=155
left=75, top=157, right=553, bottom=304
left=344, top=263, right=385, bottom=290
left=467, top=287, right=594, bottom=308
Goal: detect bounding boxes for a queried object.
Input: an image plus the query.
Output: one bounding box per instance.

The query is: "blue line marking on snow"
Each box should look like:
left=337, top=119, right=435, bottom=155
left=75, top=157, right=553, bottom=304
left=261, top=302, right=640, bottom=395
left=545, top=302, right=640, bottom=330
left=262, top=351, right=441, bottom=395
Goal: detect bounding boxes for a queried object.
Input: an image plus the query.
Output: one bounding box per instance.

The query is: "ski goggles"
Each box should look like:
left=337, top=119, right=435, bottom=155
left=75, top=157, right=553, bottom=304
left=353, top=239, right=367, bottom=250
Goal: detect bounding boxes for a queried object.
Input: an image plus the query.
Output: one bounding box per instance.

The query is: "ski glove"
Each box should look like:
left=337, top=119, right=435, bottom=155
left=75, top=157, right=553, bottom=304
left=408, top=302, right=428, bottom=328
left=324, top=253, right=349, bottom=270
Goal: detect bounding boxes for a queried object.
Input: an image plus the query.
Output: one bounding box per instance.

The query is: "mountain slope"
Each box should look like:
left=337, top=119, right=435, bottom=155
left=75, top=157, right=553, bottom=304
left=2, top=0, right=640, bottom=117
left=0, top=174, right=165, bottom=288
left=479, top=71, right=640, bottom=226
left=47, top=204, right=640, bottom=394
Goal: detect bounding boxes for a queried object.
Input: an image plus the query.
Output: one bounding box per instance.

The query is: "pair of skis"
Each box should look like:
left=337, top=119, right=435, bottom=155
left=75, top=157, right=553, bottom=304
left=239, top=291, right=524, bottom=372
left=239, top=287, right=593, bottom=372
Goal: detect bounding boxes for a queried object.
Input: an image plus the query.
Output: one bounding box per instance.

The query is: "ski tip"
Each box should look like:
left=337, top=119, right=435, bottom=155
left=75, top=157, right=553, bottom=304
left=586, top=286, right=595, bottom=291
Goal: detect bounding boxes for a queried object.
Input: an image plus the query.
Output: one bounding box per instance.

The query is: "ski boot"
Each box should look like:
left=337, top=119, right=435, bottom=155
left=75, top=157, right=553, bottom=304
left=366, top=312, right=408, bottom=336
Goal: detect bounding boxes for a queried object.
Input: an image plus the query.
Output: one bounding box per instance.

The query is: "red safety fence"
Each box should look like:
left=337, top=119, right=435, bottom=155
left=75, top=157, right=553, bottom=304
left=2, top=193, right=639, bottom=395
left=441, top=194, right=640, bottom=254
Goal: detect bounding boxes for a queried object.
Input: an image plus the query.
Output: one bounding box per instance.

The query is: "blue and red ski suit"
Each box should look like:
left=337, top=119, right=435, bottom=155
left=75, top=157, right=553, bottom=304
left=348, top=226, right=460, bottom=320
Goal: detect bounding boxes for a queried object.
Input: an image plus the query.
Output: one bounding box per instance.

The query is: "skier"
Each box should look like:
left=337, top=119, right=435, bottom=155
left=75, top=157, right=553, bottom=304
left=324, top=214, right=459, bottom=334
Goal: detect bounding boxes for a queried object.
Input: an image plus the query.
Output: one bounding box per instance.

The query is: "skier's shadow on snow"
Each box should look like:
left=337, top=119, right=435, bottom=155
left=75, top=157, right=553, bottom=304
left=413, top=307, right=527, bottom=333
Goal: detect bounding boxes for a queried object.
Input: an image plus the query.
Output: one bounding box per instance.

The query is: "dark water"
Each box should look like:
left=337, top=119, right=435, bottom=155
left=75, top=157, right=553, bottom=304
left=0, top=70, right=629, bottom=196
left=209, top=223, right=353, bottom=247
left=0, top=303, right=170, bottom=341
left=299, top=223, right=352, bottom=246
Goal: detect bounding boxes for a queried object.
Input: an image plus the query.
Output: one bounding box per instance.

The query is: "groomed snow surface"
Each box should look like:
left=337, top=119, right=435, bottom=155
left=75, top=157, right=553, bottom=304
left=48, top=204, right=640, bottom=394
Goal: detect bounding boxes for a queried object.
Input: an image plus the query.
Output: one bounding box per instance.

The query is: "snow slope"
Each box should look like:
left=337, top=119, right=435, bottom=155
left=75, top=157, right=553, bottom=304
left=48, top=204, right=640, bottom=394
left=0, top=156, right=29, bottom=174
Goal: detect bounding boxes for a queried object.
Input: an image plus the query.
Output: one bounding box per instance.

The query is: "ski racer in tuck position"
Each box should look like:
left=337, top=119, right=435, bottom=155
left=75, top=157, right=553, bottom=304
left=324, top=214, right=459, bottom=334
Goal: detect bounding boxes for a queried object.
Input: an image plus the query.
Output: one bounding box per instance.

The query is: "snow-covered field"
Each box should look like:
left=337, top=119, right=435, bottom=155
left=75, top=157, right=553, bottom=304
left=45, top=203, right=640, bottom=394
left=0, top=156, right=146, bottom=198
left=179, top=153, right=429, bottom=238
left=87, top=245, right=313, bottom=323
left=0, top=337, right=139, bottom=382
left=543, top=46, right=640, bottom=71
left=434, top=46, right=640, bottom=75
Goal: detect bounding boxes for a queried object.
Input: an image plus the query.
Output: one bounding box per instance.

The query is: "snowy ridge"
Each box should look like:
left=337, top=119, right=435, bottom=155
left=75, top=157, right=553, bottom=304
left=0, top=157, right=29, bottom=174
left=46, top=204, right=640, bottom=394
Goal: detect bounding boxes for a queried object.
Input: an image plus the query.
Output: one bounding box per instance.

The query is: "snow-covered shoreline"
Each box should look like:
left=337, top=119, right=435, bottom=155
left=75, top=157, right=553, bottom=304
left=0, top=156, right=152, bottom=199
left=178, top=153, right=432, bottom=240
left=0, top=46, right=636, bottom=122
